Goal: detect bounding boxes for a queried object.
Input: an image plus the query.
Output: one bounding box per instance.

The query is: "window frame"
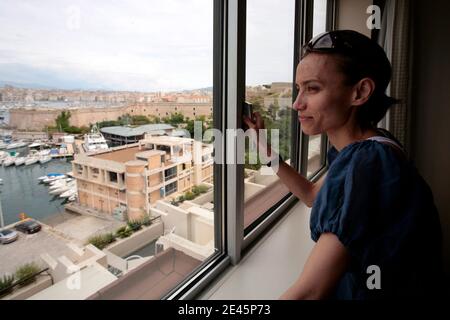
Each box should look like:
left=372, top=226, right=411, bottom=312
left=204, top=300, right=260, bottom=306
left=165, top=0, right=337, bottom=299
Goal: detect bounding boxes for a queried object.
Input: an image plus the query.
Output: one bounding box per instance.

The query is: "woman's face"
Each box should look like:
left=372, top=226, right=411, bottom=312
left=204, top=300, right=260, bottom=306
left=293, top=53, right=356, bottom=136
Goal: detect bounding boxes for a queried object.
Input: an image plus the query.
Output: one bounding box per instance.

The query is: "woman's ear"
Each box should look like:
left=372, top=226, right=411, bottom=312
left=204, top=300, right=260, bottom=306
left=352, top=78, right=375, bottom=107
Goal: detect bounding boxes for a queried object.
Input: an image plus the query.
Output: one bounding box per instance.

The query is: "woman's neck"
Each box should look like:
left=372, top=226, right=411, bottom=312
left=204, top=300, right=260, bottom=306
left=327, top=125, right=379, bottom=151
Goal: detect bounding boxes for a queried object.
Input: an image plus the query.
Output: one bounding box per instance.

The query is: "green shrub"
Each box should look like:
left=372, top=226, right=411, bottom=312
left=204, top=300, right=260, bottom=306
left=127, top=219, right=142, bottom=232
left=116, top=226, right=133, bottom=238
left=87, top=233, right=116, bottom=250
left=192, top=184, right=209, bottom=195
left=15, top=262, right=40, bottom=287
left=0, top=274, right=15, bottom=297
left=184, top=191, right=195, bottom=200
left=141, top=216, right=152, bottom=227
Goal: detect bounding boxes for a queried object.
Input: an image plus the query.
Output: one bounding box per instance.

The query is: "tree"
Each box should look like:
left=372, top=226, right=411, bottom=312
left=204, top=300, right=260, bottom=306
left=130, top=115, right=151, bottom=125
left=55, top=111, right=71, bottom=131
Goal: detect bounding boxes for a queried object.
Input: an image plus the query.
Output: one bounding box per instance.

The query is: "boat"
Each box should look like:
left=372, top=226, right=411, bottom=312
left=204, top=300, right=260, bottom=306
left=83, top=125, right=109, bottom=152
left=24, top=156, right=39, bottom=165
left=39, top=155, right=52, bottom=164
left=14, top=157, right=26, bottom=166
left=28, top=140, right=43, bottom=149
left=38, top=173, right=64, bottom=181
left=6, top=141, right=28, bottom=150
left=49, top=183, right=74, bottom=195
left=59, top=188, right=77, bottom=198
left=43, top=174, right=66, bottom=184
left=49, top=178, right=73, bottom=187
left=0, top=141, right=7, bottom=149
left=2, top=158, right=15, bottom=167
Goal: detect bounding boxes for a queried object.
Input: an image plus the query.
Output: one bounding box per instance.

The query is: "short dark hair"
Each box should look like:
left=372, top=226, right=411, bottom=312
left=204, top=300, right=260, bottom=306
left=302, top=30, right=398, bottom=129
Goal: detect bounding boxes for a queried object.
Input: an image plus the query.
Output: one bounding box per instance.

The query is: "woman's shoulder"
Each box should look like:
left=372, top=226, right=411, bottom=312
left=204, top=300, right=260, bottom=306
left=328, top=138, right=405, bottom=170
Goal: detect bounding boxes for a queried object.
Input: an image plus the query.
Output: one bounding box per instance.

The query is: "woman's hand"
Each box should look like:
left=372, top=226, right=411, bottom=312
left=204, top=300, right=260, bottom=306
left=243, top=111, right=265, bottom=131
left=243, top=112, right=272, bottom=157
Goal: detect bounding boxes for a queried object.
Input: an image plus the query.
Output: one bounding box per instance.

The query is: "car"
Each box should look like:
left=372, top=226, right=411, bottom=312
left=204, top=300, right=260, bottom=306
left=0, top=229, right=19, bottom=244
left=15, top=220, right=42, bottom=234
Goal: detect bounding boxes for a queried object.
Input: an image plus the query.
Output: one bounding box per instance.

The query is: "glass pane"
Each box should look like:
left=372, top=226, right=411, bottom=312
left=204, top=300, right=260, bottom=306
left=307, top=134, right=323, bottom=177
left=0, top=0, right=215, bottom=300
left=244, top=0, right=295, bottom=229
left=313, top=0, right=327, bottom=37
left=306, top=0, right=328, bottom=177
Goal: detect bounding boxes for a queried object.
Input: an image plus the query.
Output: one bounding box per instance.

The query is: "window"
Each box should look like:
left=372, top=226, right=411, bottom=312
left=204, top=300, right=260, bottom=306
left=0, top=0, right=333, bottom=301
left=243, top=0, right=296, bottom=231
left=165, top=181, right=178, bottom=196
left=156, top=145, right=171, bottom=153
left=109, top=171, right=118, bottom=183
left=0, top=0, right=220, bottom=301
left=164, top=167, right=177, bottom=181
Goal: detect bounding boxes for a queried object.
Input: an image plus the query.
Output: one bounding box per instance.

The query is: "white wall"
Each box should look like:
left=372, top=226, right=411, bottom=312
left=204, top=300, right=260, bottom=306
left=337, top=0, right=373, bottom=37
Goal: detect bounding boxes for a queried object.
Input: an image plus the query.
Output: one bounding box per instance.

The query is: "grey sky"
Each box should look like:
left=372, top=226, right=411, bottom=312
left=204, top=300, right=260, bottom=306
left=0, top=0, right=326, bottom=92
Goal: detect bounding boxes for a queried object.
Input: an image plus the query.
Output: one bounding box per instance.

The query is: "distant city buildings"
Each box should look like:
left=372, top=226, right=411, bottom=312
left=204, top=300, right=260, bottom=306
left=0, top=85, right=213, bottom=131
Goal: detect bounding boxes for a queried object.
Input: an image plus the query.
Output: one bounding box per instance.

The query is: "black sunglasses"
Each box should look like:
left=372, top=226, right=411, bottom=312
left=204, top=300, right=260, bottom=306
left=305, top=30, right=360, bottom=54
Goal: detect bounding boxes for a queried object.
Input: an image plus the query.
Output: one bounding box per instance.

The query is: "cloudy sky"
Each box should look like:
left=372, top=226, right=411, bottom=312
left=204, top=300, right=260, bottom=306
left=0, top=0, right=326, bottom=92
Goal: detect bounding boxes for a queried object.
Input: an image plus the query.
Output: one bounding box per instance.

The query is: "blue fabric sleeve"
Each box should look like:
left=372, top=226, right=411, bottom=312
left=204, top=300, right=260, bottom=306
left=310, top=141, right=401, bottom=260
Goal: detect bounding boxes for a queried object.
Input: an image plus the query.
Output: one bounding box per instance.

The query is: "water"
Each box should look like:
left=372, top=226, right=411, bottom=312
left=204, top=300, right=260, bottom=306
left=0, top=148, right=73, bottom=226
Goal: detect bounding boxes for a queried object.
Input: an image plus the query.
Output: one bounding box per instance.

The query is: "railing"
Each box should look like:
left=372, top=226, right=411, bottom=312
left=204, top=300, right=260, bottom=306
left=0, top=267, right=52, bottom=298
left=164, top=173, right=177, bottom=181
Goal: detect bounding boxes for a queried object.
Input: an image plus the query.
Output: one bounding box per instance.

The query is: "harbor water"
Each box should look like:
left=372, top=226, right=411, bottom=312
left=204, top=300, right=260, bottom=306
left=0, top=147, right=73, bottom=226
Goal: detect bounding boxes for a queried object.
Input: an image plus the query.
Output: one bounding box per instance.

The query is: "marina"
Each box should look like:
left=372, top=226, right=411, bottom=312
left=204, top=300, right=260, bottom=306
left=0, top=154, right=72, bottom=226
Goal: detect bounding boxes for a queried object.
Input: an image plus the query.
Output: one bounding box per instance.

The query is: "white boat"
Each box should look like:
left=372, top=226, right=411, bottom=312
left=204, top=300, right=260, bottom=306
left=6, top=141, right=28, bottom=150
left=25, top=157, right=39, bottom=165
left=2, top=158, right=15, bottom=167
left=14, top=157, right=26, bottom=166
left=39, top=149, right=51, bottom=156
left=28, top=140, right=43, bottom=149
left=50, top=181, right=76, bottom=194
left=39, top=155, right=52, bottom=164
left=83, top=125, right=109, bottom=152
left=50, top=183, right=74, bottom=195
left=38, top=173, right=64, bottom=181
left=49, top=178, right=73, bottom=187
left=43, top=174, right=66, bottom=184
left=60, top=188, right=77, bottom=198
left=0, top=142, right=7, bottom=149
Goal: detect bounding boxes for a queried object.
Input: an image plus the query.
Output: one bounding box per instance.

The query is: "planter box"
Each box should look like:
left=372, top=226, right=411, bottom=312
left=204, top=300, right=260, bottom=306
left=2, top=275, right=53, bottom=300
left=106, top=221, right=164, bottom=258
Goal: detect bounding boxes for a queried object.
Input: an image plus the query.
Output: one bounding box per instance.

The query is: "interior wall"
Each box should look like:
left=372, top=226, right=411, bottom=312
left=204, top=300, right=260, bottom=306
left=410, top=0, right=450, bottom=286
left=337, top=0, right=373, bottom=36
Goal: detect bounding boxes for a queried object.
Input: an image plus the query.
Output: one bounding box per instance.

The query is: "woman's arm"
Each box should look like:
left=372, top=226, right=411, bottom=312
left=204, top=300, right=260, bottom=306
left=276, top=163, right=327, bottom=207
left=279, top=232, right=349, bottom=300
left=243, top=113, right=327, bottom=207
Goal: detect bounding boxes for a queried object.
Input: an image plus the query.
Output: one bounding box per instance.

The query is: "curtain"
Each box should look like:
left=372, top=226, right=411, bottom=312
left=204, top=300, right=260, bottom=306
left=377, top=0, right=412, bottom=155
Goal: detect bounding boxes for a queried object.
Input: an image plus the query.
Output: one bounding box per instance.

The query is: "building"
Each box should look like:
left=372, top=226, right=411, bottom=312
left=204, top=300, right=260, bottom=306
left=100, top=124, right=180, bottom=146
left=71, top=136, right=214, bottom=221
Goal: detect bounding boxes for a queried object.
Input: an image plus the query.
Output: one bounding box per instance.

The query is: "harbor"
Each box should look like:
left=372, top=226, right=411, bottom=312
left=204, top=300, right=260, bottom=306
left=0, top=155, right=72, bottom=226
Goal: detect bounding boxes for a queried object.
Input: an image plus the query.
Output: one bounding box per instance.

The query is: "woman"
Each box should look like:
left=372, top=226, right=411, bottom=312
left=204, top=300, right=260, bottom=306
left=244, top=30, right=443, bottom=299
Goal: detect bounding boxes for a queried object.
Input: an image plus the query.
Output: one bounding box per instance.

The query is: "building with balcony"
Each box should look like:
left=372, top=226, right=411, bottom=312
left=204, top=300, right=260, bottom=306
left=71, top=135, right=214, bottom=221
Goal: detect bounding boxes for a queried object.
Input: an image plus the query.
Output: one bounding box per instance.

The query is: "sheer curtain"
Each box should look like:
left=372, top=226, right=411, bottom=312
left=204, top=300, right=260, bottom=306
left=377, top=0, right=412, bottom=155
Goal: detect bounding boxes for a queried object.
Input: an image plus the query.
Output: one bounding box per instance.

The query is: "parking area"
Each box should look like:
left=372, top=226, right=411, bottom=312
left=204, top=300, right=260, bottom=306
left=1, top=212, right=125, bottom=277
left=0, top=224, right=72, bottom=276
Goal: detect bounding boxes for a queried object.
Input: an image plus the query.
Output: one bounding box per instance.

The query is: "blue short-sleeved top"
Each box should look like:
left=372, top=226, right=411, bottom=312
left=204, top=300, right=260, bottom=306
left=310, top=134, right=443, bottom=299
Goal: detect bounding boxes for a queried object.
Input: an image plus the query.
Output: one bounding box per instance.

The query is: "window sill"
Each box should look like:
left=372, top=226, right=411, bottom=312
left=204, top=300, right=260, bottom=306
left=198, top=201, right=315, bottom=300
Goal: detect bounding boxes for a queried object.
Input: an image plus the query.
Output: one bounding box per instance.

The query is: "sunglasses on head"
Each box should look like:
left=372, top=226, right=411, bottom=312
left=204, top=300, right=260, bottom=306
left=305, top=30, right=360, bottom=54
